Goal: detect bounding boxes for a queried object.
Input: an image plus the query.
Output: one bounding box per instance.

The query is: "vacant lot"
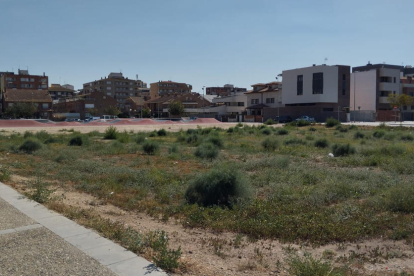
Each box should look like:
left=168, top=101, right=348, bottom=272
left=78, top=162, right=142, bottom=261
left=1, top=123, right=414, bottom=275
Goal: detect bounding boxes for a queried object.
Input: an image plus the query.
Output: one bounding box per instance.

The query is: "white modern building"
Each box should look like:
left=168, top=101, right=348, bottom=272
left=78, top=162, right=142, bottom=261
left=245, top=82, right=283, bottom=116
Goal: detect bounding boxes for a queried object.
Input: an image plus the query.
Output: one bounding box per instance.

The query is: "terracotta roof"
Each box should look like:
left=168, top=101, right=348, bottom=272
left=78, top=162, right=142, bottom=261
left=127, top=97, right=144, bottom=104
left=48, top=86, right=75, bottom=93
left=144, top=94, right=178, bottom=104
left=245, top=87, right=279, bottom=94
left=4, top=89, right=52, bottom=103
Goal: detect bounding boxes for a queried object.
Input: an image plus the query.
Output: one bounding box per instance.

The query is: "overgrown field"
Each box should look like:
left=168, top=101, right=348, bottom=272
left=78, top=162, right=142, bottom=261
left=1, top=123, right=414, bottom=247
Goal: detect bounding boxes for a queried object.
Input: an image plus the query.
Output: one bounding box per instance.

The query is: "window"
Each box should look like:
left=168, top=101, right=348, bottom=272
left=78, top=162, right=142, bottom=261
left=297, top=75, right=303, bottom=95
left=107, top=93, right=111, bottom=95
left=251, top=99, right=259, bottom=104
left=42, top=103, right=49, bottom=109
left=266, top=98, right=275, bottom=103
left=394, top=77, right=396, bottom=83
left=380, top=91, right=389, bottom=97
left=8, top=103, right=13, bottom=107
left=342, top=74, right=346, bottom=95
left=106, top=81, right=111, bottom=84
left=238, top=102, right=244, bottom=106
left=380, top=77, right=390, bottom=83
left=20, top=78, right=29, bottom=82
left=29, top=78, right=35, bottom=82
left=403, top=106, right=407, bottom=110
left=107, top=87, right=111, bottom=90
left=312, top=73, right=323, bottom=94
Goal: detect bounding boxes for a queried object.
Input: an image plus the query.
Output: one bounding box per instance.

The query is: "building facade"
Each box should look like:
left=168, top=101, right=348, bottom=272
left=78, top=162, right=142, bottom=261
left=245, top=82, right=283, bottom=119
left=2, top=89, right=52, bottom=119
left=53, top=91, right=118, bottom=120
left=206, top=84, right=247, bottom=97
left=82, top=72, right=147, bottom=109
left=272, top=64, right=350, bottom=122
left=149, top=81, right=192, bottom=99
left=48, top=84, right=75, bottom=102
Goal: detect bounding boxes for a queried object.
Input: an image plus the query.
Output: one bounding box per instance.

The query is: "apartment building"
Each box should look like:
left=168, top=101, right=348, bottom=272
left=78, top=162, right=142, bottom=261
left=82, top=72, right=147, bottom=108
left=350, top=63, right=402, bottom=121
left=48, top=84, right=75, bottom=102
left=2, top=89, right=52, bottom=119
left=244, top=82, right=283, bottom=118
left=270, top=64, right=351, bottom=122
left=206, top=84, right=247, bottom=97
left=53, top=91, right=118, bottom=120
left=149, top=80, right=192, bottom=99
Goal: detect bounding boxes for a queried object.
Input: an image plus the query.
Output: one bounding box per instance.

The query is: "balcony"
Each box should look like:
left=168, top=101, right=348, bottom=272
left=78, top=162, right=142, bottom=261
left=379, top=82, right=397, bottom=92
left=379, top=97, right=389, bottom=104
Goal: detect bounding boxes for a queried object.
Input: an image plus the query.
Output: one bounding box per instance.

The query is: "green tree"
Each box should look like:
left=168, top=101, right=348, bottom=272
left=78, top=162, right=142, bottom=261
left=388, top=94, right=414, bottom=121
left=142, top=106, right=151, bottom=118
left=168, top=101, right=185, bottom=116
left=5, top=103, right=37, bottom=118
left=87, top=108, right=99, bottom=116
left=103, top=105, right=121, bottom=116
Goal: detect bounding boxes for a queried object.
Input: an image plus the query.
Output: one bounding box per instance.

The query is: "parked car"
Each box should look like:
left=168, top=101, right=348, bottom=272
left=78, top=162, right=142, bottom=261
left=274, top=116, right=293, bottom=123
left=295, top=116, right=315, bottom=122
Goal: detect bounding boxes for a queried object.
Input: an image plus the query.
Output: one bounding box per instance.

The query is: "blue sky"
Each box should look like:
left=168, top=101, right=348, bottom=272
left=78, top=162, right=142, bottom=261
left=0, top=0, right=412, bottom=92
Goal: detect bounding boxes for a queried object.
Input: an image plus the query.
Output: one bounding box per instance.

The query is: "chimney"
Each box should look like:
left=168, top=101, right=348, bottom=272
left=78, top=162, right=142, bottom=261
left=43, top=72, right=45, bottom=76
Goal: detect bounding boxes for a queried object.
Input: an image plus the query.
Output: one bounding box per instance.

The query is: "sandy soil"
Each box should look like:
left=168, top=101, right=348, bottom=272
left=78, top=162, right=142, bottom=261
left=8, top=175, right=414, bottom=276
left=0, top=121, right=264, bottom=134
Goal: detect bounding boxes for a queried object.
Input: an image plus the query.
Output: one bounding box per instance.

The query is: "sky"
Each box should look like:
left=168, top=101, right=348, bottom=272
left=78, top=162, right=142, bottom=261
left=0, top=0, right=413, bottom=92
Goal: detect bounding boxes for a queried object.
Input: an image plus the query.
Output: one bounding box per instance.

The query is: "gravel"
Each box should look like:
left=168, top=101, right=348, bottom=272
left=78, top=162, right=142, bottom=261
left=0, top=198, right=36, bottom=230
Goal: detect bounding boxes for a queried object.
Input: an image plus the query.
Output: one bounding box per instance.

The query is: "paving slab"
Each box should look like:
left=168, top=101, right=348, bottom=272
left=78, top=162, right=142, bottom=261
left=85, top=243, right=138, bottom=266
left=0, top=182, right=167, bottom=276
left=0, top=227, right=117, bottom=276
left=0, top=198, right=36, bottom=230
left=64, top=231, right=113, bottom=251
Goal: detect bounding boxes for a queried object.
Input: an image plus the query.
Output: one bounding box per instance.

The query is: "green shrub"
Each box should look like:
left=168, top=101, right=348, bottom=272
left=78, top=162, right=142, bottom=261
left=261, top=137, right=279, bottom=151
left=309, top=127, right=317, bottom=132
left=176, top=133, right=186, bottom=142
left=186, top=134, right=200, bottom=145
left=194, top=143, right=219, bottom=160
left=186, top=129, right=198, bottom=135
left=0, top=166, right=11, bottom=181
left=23, top=131, right=33, bottom=139
left=227, top=127, right=234, bottom=133
left=104, top=126, right=118, bottom=139
left=68, top=135, right=83, bottom=146
left=19, top=139, right=42, bottom=154
left=149, top=131, right=157, bottom=137
left=200, top=128, right=212, bottom=135
left=314, top=139, right=329, bottom=148
left=297, top=120, right=310, bottom=127
left=185, top=167, right=252, bottom=208
left=373, top=130, right=385, bottom=138
left=260, top=128, right=272, bottom=135
left=142, top=140, right=159, bottom=155
left=325, top=117, right=341, bottom=128
left=169, top=144, right=178, bottom=154
left=264, top=118, right=276, bottom=125
left=157, top=129, right=167, bottom=136
left=400, top=134, right=414, bottom=141
left=287, top=254, right=335, bottom=276
left=336, top=125, right=348, bottom=133
left=354, top=131, right=364, bottom=139
left=386, top=185, right=414, bottom=213
left=135, top=135, right=146, bottom=144
left=147, top=230, right=181, bottom=271
left=44, top=137, right=59, bottom=144
left=332, top=143, right=356, bottom=157
left=276, top=128, right=289, bottom=135
left=117, top=131, right=130, bottom=143
left=27, top=177, right=54, bottom=203
left=284, top=137, right=307, bottom=146
left=204, top=136, right=224, bottom=148
left=348, top=125, right=358, bottom=130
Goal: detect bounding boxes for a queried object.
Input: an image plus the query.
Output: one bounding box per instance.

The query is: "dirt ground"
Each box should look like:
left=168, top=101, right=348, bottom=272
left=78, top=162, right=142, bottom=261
left=0, top=122, right=264, bottom=135
left=8, top=175, right=414, bottom=276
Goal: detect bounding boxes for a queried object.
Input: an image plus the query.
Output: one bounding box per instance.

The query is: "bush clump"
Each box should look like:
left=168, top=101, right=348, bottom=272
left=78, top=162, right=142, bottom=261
left=68, top=135, right=83, bottom=146
left=19, top=139, right=42, bottom=154
left=325, top=117, right=341, bottom=128
left=332, top=143, right=356, bottom=157
left=264, top=118, right=276, bottom=125
left=296, top=120, right=311, bottom=127
left=309, top=127, right=317, bottom=132
left=194, top=143, right=219, bottom=160
left=104, top=126, right=118, bottom=139
left=157, top=129, right=167, bottom=136
left=261, top=137, right=279, bottom=151
left=354, top=131, right=365, bottom=139
left=284, top=137, right=307, bottom=146
left=142, top=140, right=159, bottom=155
left=373, top=130, right=385, bottom=138
left=314, top=138, right=329, bottom=148
left=204, top=136, right=224, bottom=148
left=276, top=128, right=289, bottom=135
left=185, top=167, right=252, bottom=208
left=400, top=134, right=414, bottom=141
left=186, top=134, right=199, bottom=145
left=386, top=185, right=414, bottom=213
left=261, top=128, right=272, bottom=135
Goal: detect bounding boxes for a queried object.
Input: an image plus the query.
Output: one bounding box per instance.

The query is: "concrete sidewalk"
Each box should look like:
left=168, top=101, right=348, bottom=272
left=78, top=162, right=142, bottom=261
left=0, top=182, right=166, bottom=276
